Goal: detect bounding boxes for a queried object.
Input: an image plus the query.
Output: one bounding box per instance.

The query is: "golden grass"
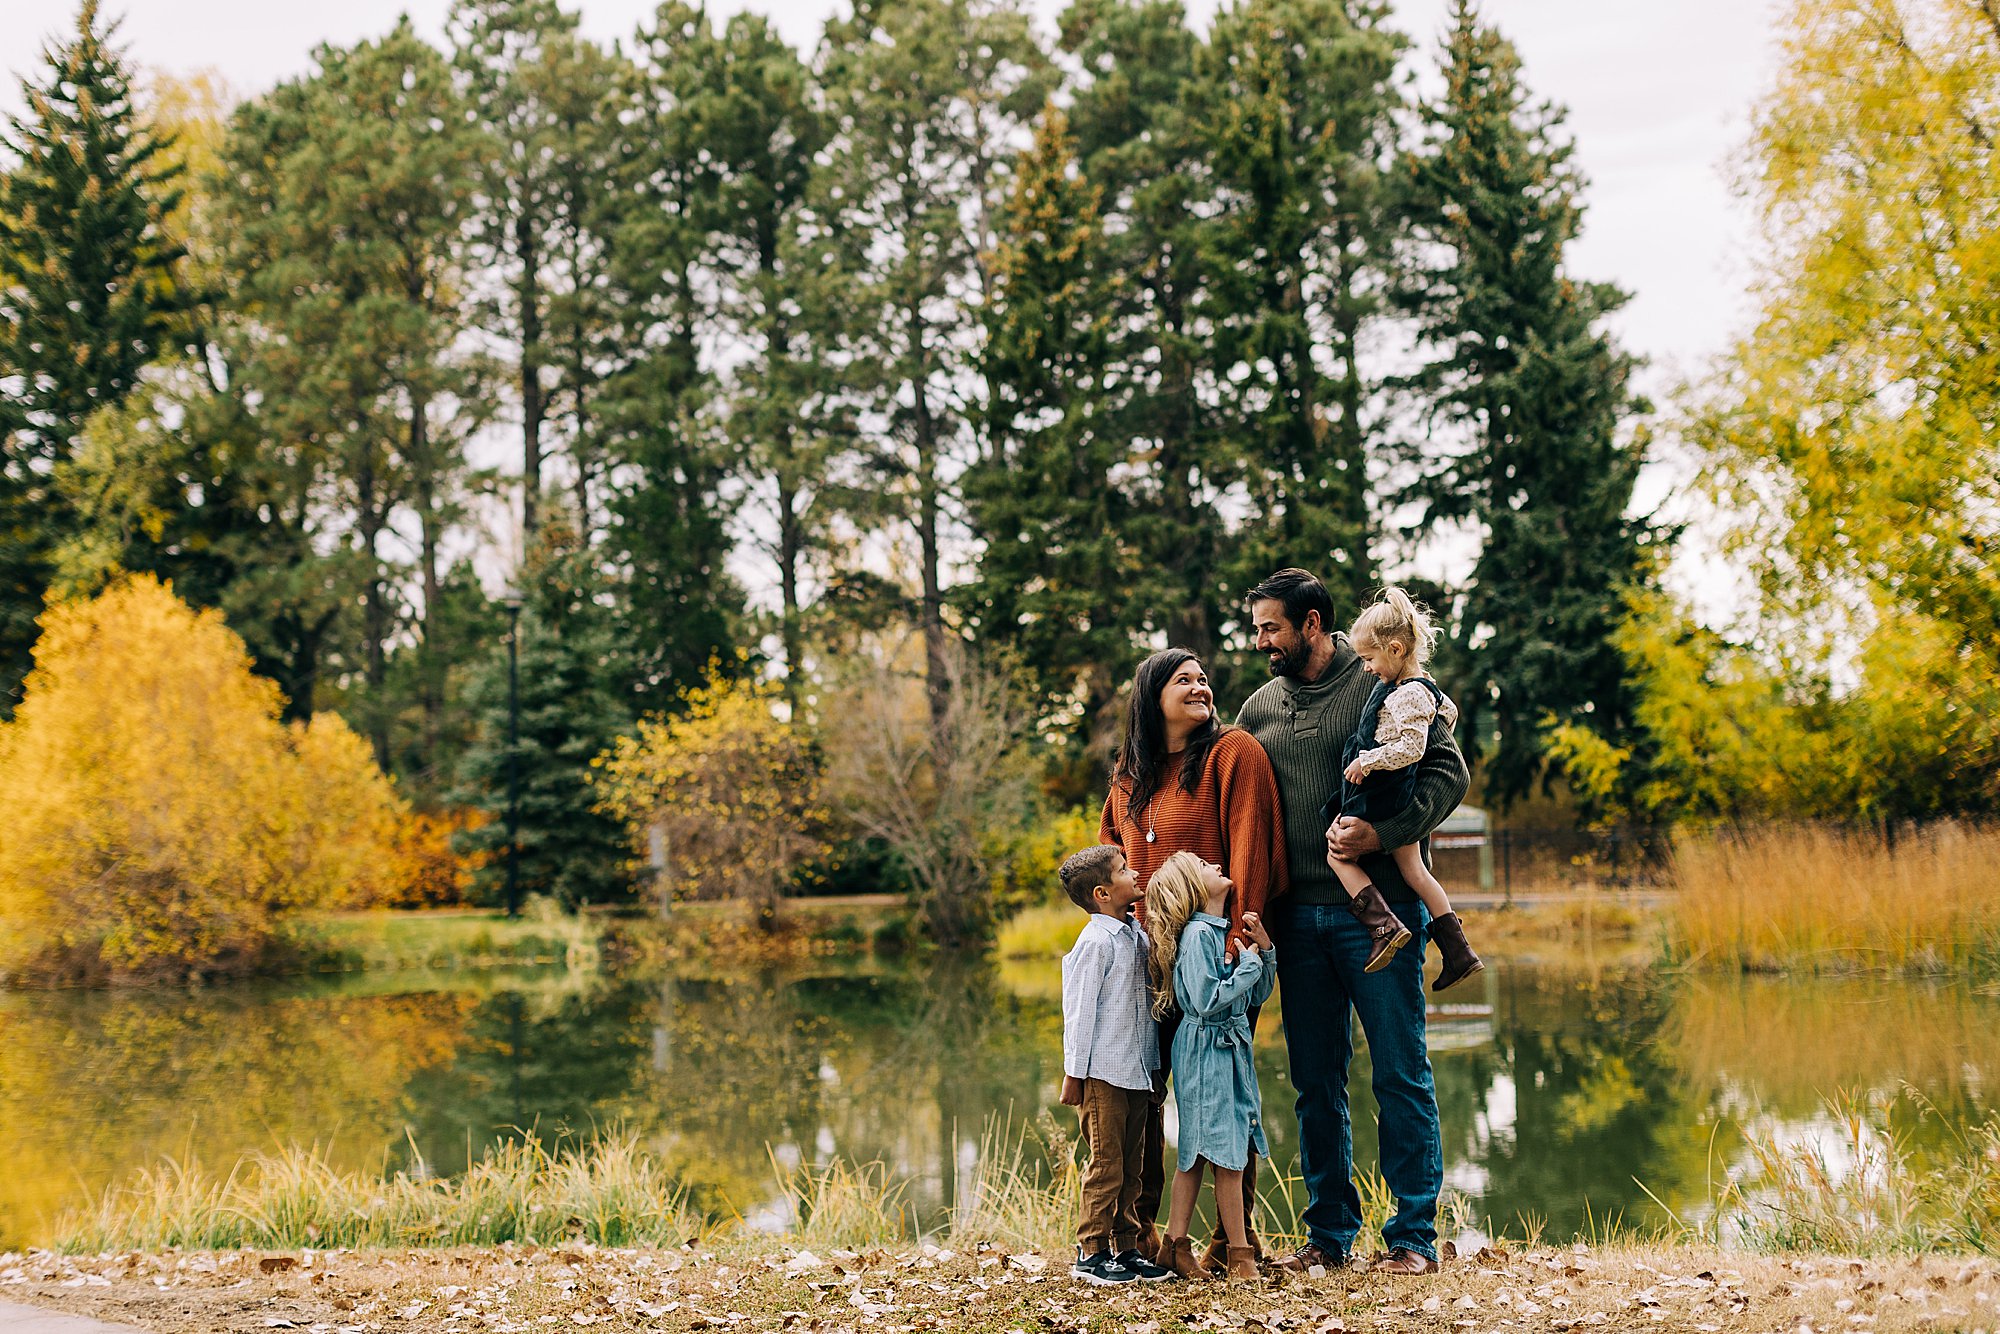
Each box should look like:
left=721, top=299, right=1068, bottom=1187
left=56, top=1131, right=701, bottom=1253
left=993, top=903, right=1082, bottom=960
left=1668, top=822, right=2000, bottom=974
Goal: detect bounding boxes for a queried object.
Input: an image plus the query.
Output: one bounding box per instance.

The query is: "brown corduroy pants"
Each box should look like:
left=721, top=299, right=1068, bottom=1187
left=1076, top=1078, right=1151, bottom=1254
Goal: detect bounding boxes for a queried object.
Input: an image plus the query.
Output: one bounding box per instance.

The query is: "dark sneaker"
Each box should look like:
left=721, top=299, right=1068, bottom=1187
left=1071, top=1248, right=1138, bottom=1286
left=1113, top=1248, right=1176, bottom=1283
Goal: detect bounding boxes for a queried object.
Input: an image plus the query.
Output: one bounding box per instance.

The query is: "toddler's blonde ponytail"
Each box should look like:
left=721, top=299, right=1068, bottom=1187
left=1350, top=585, right=1437, bottom=665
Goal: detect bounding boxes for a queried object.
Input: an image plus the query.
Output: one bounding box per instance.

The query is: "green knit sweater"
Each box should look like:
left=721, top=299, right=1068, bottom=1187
left=1236, top=638, right=1471, bottom=906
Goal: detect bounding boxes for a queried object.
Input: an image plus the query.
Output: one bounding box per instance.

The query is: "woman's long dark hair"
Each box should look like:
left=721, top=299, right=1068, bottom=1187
left=1113, top=648, right=1227, bottom=822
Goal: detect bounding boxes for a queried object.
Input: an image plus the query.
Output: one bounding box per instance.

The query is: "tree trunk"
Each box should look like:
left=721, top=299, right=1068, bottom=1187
left=518, top=212, right=545, bottom=542
left=413, top=396, right=442, bottom=767
left=910, top=353, right=950, bottom=742
left=355, top=447, right=391, bottom=770
left=777, top=473, right=804, bottom=688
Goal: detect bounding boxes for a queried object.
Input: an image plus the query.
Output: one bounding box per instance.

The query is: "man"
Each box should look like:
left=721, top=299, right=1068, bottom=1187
left=1235, top=568, right=1469, bottom=1276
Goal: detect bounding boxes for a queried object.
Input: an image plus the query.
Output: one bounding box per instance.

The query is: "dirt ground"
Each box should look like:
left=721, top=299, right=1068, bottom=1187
left=5, top=1241, right=1996, bottom=1334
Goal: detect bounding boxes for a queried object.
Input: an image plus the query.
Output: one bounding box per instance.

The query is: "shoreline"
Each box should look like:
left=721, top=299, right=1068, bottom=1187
left=5, top=1240, right=1995, bottom=1334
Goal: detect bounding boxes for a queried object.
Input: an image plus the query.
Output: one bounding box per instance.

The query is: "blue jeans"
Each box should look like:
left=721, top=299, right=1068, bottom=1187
left=1273, top=897, right=1441, bottom=1261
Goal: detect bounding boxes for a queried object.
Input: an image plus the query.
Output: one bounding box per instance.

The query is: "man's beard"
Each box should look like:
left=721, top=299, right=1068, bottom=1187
left=1267, top=640, right=1311, bottom=678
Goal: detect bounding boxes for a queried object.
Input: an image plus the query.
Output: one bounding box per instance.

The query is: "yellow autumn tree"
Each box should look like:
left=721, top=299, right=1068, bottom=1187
left=596, top=670, right=830, bottom=924
left=0, top=577, right=406, bottom=981
left=1558, top=0, right=2000, bottom=822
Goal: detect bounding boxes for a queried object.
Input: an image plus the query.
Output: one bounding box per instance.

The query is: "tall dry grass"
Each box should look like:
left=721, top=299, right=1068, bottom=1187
left=1673, top=1090, right=2000, bottom=1256
left=1668, top=823, right=2000, bottom=974
left=57, top=1131, right=701, bottom=1253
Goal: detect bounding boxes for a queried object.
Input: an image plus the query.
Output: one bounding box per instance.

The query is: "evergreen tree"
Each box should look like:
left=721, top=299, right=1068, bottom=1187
left=1198, top=0, right=1403, bottom=619
left=1058, top=0, right=1230, bottom=670
left=962, top=106, right=1131, bottom=765
left=598, top=3, right=741, bottom=710
left=815, top=0, right=1052, bottom=733
left=668, top=8, right=841, bottom=691
left=0, top=1, right=191, bottom=714
left=454, top=520, right=634, bottom=909
left=1396, top=0, right=1654, bottom=806
left=216, top=22, right=494, bottom=769
left=447, top=0, right=583, bottom=543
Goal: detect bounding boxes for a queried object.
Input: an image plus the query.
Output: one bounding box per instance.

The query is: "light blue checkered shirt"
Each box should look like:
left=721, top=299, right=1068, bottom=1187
left=1061, top=912, right=1160, bottom=1092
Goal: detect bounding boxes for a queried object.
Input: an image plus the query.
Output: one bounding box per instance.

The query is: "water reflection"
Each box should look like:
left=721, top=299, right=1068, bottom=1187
left=3, top=957, right=1997, bottom=1249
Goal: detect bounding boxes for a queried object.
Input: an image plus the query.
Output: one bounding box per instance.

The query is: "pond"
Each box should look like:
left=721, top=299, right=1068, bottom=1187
left=3, top=946, right=1998, bottom=1251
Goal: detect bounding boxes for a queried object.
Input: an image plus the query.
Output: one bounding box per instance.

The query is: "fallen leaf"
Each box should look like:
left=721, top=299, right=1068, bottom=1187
left=260, top=1257, right=299, bottom=1275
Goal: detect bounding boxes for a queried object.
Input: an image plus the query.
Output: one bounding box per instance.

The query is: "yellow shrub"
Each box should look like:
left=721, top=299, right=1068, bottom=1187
left=985, top=806, right=1098, bottom=917
left=596, top=671, right=830, bottom=913
left=0, top=577, right=407, bottom=981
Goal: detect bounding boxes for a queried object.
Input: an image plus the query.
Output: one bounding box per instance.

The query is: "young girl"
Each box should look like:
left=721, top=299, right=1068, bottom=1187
left=1329, top=587, right=1484, bottom=991
left=1142, top=851, right=1276, bottom=1282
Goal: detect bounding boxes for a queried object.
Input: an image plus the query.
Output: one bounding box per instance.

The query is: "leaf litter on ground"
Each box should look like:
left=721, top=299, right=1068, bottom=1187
left=2, top=1239, right=1997, bottom=1334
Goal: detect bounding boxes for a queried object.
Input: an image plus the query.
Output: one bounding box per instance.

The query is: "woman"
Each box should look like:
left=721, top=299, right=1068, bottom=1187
left=1099, top=647, right=1288, bottom=1272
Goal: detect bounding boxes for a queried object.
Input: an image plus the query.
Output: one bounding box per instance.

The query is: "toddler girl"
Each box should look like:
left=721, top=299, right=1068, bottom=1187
left=1329, top=587, right=1484, bottom=990
left=1143, top=850, right=1276, bottom=1281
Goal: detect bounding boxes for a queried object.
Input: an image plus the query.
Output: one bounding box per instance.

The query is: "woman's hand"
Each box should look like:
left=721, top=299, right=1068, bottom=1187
left=1241, top=911, right=1274, bottom=952
left=1343, top=758, right=1369, bottom=784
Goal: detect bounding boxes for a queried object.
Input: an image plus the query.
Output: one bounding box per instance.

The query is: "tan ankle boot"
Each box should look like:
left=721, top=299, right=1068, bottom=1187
left=1225, top=1244, right=1259, bottom=1282
left=1346, top=882, right=1413, bottom=972
left=1164, top=1234, right=1208, bottom=1280
left=1202, top=1222, right=1262, bottom=1273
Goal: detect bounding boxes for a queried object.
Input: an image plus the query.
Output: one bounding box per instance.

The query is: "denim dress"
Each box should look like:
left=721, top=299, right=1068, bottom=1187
left=1170, top=913, right=1277, bottom=1172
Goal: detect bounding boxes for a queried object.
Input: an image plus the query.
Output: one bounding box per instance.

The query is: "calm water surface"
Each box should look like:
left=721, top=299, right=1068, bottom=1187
left=3, top=949, right=1997, bottom=1249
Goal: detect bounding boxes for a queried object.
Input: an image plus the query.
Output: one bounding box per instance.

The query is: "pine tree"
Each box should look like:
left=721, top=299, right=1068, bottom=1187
left=1396, top=0, right=1654, bottom=806
left=1059, top=0, right=1238, bottom=673
left=216, top=22, right=493, bottom=769
left=815, top=0, right=1052, bottom=733
left=666, top=9, right=839, bottom=692
left=1198, top=0, right=1403, bottom=619
left=447, top=0, right=583, bottom=543
left=0, top=1, right=191, bottom=714
left=962, top=106, right=1131, bottom=764
left=597, top=3, right=742, bottom=710
left=453, top=520, right=634, bottom=909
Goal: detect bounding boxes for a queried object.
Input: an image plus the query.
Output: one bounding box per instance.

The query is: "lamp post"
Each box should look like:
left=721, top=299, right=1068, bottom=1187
left=502, top=594, right=523, bottom=919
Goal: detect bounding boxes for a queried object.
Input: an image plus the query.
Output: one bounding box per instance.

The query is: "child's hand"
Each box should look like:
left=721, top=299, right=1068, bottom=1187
left=1237, top=942, right=1260, bottom=967
left=1241, top=911, right=1274, bottom=952
left=1060, top=1075, right=1084, bottom=1107
left=1343, top=758, right=1368, bottom=784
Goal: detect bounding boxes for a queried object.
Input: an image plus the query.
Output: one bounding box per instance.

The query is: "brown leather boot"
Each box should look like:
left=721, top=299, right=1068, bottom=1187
left=1427, top=911, right=1485, bottom=992
left=1134, top=1222, right=1162, bottom=1265
left=1164, top=1234, right=1209, bottom=1280
left=1202, top=1221, right=1262, bottom=1274
left=1346, top=882, right=1413, bottom=972
left=1225, top=1244, right=1259, bottom=1282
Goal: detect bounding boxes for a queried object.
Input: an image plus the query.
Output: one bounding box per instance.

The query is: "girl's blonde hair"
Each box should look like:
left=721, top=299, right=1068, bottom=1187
left=1349, top=585, right=1438, bottom=666
left=1142, top=851, right=1208, bottom=1019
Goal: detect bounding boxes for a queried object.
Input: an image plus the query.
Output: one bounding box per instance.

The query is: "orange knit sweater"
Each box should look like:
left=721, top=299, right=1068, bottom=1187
left=1097, top=727, right=1289, bottom=944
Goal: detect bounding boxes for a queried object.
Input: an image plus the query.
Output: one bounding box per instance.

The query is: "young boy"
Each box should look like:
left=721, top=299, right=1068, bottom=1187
left=1058, top=844, right=1174, bottom=1285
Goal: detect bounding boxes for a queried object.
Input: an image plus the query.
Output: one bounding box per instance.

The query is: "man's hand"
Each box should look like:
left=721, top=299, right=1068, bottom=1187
left=1061, top=1075, right=1084, bottom=1107
left=1329, top=815, right=1383, bottom=861
left=1150, top=1068, right=1168, bottom=1107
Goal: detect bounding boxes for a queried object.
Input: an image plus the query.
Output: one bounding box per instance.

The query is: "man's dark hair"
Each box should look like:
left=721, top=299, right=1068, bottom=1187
left=1246, top=567, right=1336, bottom=636
left=1059, top=844, right=1125, bottom=911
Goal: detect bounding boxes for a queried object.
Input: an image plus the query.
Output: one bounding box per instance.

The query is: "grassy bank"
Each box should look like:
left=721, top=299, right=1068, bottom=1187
left=47, top=1091, right=2000, bottom=1261
left=1668, top=822, right=2000, bottom=975
left=307, top=905, right=604, bottom=972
